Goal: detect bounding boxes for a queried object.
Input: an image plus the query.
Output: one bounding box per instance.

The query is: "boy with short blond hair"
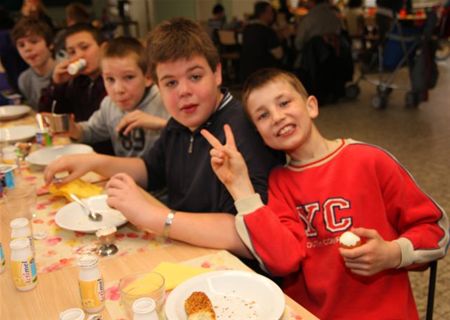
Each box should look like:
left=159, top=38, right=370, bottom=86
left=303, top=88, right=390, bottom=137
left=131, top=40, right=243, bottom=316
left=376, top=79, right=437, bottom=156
left=67, top=36, right=168, bottom=158
left=201, top=68, right=449, bottom=319
left=11, top=17, right=55, bottom=109
left=44, top=18, right=282, bottom=257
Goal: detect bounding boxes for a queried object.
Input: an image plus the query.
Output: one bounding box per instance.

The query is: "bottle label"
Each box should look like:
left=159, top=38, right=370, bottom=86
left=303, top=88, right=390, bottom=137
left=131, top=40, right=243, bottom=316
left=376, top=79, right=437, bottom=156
left=0, top=244, right=5, bottom=271
left=28, top=236, right=35, bottom=253
left=11, top=257, right=37, bottom=288
left=79, top=278, right=105, bottom=309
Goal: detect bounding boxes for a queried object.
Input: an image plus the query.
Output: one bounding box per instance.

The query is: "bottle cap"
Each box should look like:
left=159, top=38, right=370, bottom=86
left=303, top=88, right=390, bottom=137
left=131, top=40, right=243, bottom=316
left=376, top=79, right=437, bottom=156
left=59, top=307, right=85, bottom=320
left=132, top=297, right=156, bottom=315
left=10, top=217, right=30, bottom=229
left=2, top=145, right=16, bottom=154
left=77, top=254, right=98, bottom=268
left=10, top=238, right=30, bottom=250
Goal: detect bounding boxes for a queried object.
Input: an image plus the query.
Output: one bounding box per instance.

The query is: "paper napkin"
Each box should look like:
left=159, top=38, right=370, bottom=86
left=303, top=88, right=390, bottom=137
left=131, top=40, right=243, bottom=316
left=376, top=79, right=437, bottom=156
left=152, top=261, right=212, bottom=290
left=49, top=179, right=103, bottom=201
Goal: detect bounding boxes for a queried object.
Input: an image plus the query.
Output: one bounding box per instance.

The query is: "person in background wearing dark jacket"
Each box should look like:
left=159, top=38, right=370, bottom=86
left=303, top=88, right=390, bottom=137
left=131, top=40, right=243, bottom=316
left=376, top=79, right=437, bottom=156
left=0, top=7, right=28, bottom=94
left=240, top=1, right=283, bottom=82
left=294, top=0, right=342, bottom=53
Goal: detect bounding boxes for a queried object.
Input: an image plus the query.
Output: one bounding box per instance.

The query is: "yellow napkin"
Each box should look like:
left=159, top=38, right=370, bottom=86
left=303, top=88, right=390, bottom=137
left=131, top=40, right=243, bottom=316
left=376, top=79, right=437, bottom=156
left=152, top=262, right=211, bottom=291
left=49, top=179, right=103, bottom=201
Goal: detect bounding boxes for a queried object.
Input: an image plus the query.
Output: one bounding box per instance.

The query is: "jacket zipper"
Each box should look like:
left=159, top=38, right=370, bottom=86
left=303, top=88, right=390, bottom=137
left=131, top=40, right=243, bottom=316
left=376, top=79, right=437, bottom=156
left=188, top=135, right=194, bottom=154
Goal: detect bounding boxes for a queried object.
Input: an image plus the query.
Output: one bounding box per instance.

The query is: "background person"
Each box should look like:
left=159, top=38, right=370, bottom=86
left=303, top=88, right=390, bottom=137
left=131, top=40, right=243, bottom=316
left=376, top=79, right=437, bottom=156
left=11, top=17, right=55, bottom=110
left=294, top=0, right=342, bottom=53
left=39, top=23, right=113, bottom=154
left=240, top=1, right=283, bottom=81
left=66, top=36, right=169, bottom=158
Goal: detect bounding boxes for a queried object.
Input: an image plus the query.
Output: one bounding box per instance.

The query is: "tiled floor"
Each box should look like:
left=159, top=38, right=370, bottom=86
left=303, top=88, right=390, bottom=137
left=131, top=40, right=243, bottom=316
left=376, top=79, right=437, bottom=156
left=314, top=60, right=450, bottom=319
left=231, top=58, right=449, bottom=319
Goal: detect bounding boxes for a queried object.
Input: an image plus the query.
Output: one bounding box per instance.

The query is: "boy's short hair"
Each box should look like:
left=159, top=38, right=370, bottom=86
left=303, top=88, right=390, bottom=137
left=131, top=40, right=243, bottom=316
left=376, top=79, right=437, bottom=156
left=11, top=16, right=54, bottom=46
left=64, top=23, right=103, bottom=45
left=242, top=68, right=309, bottom=113
left=146, top=17, right=220, bottom=83
left=101, top=36, right=147, bottom=74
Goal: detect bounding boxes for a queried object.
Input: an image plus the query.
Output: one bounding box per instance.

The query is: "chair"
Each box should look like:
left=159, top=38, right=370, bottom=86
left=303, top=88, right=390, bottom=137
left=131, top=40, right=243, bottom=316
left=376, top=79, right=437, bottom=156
left=425, top=260, right=438, bottom=320
left=217, top=30, right=241, bottom=84
left=410, top=260, right=438, bottom=320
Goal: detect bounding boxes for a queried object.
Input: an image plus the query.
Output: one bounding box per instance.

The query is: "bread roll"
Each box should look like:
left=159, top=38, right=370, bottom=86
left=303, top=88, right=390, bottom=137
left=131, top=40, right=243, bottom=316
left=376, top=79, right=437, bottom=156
left=185, top=291, right=217, bottom=320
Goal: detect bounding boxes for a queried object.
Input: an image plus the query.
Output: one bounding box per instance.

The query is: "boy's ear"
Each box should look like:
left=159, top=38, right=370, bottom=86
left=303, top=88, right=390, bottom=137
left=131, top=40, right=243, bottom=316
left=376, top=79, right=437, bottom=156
left=306, top=95, right=319, bottom=118
left=144, top=73, right=153, bottom=87
left=214, top=63, right=222, bottom=87
left=99, top=42, right=108, bottom=51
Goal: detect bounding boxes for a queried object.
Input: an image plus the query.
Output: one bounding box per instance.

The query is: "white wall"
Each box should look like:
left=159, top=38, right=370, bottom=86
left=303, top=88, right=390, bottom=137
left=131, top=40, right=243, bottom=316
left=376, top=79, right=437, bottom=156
left=230, top=0, right=254, bottom=21
left=128, top=0, right=153, bottom=38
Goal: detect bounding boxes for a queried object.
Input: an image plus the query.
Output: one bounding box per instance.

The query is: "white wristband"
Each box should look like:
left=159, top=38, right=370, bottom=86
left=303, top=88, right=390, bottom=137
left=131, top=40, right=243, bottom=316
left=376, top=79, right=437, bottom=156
left=162, top=210, right=176, bottom=238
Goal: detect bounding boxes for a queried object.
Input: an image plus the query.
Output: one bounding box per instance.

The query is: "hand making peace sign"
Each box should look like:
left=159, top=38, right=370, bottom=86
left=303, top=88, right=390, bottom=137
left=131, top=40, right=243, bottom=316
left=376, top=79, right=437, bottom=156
left=200, top=124, right=256, bottom=200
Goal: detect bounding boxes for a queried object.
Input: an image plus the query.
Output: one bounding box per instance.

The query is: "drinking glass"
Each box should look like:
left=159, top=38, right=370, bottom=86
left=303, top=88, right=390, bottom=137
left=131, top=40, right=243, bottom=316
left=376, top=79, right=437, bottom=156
left=4, top=182, right=46, bottom=239
left=119, top=272, right=165, bottom=319
left=4, top=182, right=36, bottom=221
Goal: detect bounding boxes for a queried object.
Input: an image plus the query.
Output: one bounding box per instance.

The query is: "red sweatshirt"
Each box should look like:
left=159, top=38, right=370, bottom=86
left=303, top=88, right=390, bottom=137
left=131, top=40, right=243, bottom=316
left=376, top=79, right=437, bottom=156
left=235, top=140, right=449, bottom=319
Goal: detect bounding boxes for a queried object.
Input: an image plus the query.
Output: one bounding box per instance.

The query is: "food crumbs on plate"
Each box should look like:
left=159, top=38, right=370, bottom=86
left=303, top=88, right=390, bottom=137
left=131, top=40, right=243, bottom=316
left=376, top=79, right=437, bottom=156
left=213, top=295, right=259, bottom=319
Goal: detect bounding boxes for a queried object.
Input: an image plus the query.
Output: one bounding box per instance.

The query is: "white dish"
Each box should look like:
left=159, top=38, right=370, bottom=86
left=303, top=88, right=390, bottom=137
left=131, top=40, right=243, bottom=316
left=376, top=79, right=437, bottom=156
left=26, top=144, right=93, bottom=167
left=0, top=125, right=36, bottom=143
left=165, top=270, right=285, bottom=320
left=55, top=195, right=127, bottom=233
left=0, top=105, right=31, bottom=121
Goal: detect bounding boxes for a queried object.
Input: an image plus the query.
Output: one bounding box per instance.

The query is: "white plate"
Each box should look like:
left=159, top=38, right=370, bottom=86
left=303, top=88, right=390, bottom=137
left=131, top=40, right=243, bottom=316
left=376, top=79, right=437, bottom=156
left=0, top=105, right=31, bottom=121
left=55, top=195, right=127, bottom=233
left=26, top=144, right=93, bottom=167
left=165, top=270, right=285, bottom=320
left=0, top=125, right=36, bottom=143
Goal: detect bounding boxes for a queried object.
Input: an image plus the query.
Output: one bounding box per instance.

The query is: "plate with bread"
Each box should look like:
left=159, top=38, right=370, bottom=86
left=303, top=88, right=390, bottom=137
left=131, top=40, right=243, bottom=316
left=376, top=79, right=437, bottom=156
left=165, top=270, right=285, bottom=320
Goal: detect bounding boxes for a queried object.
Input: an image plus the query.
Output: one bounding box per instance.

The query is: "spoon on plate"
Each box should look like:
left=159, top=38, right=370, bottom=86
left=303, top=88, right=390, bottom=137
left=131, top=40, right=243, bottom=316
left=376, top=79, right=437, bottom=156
left=69, top=193, right=103, bottom=222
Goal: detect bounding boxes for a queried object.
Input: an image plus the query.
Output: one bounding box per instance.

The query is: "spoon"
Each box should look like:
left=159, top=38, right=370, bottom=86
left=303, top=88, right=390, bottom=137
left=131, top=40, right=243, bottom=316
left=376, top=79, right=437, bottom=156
left=69, top=193, right=103, bottom=222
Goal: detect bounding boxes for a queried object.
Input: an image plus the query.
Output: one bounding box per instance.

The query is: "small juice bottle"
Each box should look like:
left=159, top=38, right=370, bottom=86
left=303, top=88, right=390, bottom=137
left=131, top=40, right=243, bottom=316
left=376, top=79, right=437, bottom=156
left=10, top=217, right=34, bottom=254
left=78, top=254, right=105, bottom=313
left=9, top=238, right=37, bottom=291
left=68, top=59, right=87, bottom=75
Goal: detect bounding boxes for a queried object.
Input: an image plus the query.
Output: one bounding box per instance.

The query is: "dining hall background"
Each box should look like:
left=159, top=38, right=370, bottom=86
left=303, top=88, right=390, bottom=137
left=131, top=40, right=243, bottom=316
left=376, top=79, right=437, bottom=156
left=1, top=0, right=449, bottom=319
